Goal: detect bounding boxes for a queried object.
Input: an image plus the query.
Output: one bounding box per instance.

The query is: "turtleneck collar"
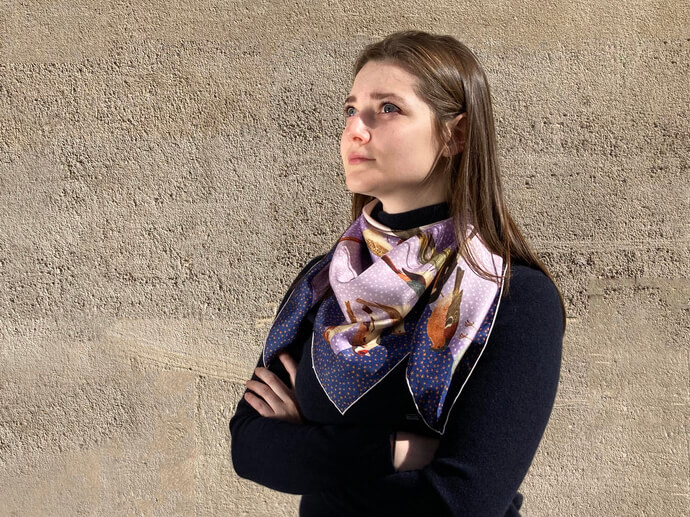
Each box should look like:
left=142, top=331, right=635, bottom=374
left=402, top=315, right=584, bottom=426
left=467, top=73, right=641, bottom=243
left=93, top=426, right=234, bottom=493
left=370, top=200, right=451, bottom=231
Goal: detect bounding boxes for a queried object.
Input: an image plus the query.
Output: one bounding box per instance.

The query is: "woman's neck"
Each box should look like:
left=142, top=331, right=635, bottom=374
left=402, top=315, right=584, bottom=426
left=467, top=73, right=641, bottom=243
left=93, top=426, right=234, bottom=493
left=370, top=200, right=451, bottom=231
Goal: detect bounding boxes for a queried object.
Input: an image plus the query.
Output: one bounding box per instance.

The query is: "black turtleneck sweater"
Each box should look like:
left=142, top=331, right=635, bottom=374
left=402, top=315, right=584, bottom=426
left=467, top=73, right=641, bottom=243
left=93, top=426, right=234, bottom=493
left=229, top=201, right=563, bottom=517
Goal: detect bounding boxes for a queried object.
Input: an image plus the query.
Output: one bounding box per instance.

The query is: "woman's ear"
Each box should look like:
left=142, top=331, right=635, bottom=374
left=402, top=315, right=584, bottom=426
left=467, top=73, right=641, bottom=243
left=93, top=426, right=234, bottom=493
left=442, top=113, right=467, bottom=157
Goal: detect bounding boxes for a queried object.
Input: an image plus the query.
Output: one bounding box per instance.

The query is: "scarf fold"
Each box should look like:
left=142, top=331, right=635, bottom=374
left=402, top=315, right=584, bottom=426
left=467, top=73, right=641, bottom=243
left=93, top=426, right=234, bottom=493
left=263, top=199, right=505, bottom=434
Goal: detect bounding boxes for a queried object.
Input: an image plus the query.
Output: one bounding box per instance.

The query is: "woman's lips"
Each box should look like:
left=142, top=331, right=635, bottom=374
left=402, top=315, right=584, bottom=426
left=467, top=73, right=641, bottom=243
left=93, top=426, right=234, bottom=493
left=348, top=157, right=374, bottom=165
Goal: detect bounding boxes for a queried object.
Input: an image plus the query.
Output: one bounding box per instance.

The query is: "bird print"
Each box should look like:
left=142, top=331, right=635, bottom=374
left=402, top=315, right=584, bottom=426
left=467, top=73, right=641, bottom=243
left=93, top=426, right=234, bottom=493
left=427, top=266, right=465, bottom=350
left=355, top=297, right=406, bottom=335
left=363, top=229, right=398, bottom=257
left=427, top=249, right=457, bottom=304
left=381, top=247, right=453, bottom=297
left=323, top=320, right=378, bottom=354
left=345, top=300, right=357, bottom=323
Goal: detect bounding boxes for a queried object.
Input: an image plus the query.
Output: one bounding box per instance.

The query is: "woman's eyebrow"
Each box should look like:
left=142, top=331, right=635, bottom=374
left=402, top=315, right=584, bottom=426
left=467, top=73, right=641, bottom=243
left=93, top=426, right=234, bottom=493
left=343, top=92, right=408, bottom=105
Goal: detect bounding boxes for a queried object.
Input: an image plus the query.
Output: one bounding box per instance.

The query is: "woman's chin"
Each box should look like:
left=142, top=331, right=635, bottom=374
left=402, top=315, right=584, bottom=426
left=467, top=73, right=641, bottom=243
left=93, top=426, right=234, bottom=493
left=344, top=178, right=374, bottom=197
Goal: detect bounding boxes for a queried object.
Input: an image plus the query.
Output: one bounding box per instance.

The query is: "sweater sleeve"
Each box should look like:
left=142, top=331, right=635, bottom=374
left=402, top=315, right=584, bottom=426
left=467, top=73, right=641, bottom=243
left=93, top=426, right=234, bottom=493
left=228, top=255, right=397, bottom=494
left=309, top=267, right=564, bottom=516
left=229, top=353, right=396, bottom=494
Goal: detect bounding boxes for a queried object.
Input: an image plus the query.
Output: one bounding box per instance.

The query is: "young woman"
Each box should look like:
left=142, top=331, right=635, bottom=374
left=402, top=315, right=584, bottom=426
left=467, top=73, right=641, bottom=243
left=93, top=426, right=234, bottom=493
left=230, top=30, right=566, bottom=516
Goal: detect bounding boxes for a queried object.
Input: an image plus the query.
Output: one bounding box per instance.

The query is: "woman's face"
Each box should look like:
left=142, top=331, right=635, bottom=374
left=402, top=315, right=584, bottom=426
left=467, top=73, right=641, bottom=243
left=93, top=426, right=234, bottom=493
left=340, top=60, right=448, bottom=213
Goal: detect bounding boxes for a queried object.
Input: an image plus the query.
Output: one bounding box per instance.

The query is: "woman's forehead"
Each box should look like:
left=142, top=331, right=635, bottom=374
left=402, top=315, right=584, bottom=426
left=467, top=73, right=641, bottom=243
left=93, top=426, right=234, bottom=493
left=348, top=62, right=421, bottom=104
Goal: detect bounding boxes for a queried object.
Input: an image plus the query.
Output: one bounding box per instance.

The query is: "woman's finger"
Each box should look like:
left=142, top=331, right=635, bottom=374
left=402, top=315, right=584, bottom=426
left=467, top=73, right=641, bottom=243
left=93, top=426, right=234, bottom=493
left=254, top=366, right=294, bottom=403
left=278, top=352, right=298, bottom=390
left=244, top=366, right=304, bottom=424
left=243, top=391, right=274, bottom=417
left=245, top=378, right=283, bottom=409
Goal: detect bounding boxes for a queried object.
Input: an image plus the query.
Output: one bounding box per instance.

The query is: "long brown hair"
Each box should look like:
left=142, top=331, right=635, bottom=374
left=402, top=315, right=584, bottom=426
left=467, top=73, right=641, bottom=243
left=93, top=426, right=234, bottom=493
left=348, top=30, right=566, bottom=334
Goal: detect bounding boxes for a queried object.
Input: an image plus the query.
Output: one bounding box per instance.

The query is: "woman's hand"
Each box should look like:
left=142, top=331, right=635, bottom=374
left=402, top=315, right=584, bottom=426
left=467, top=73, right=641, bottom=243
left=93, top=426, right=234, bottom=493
left=243, top=351, right=304, bottom=424
left=392, top=431, right=441, bottom=471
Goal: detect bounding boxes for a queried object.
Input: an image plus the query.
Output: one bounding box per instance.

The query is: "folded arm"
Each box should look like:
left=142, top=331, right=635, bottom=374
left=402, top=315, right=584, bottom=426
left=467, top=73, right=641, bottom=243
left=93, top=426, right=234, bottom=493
left=229, top=351, right=396, bottom=494
left=230, top=260, right=563, bottom=515
left=310, top=268, right=564, bottom=516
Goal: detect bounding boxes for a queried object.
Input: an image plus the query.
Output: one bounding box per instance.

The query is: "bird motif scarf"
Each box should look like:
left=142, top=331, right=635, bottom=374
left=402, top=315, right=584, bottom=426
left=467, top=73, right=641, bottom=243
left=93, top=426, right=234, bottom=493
left=263, top=199, right=506, bottom=434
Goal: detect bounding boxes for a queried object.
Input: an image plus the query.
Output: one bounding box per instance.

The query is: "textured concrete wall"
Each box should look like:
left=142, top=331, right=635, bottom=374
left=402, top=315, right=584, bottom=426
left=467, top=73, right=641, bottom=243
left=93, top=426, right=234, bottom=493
left=0, top=1, right=687, bottom=515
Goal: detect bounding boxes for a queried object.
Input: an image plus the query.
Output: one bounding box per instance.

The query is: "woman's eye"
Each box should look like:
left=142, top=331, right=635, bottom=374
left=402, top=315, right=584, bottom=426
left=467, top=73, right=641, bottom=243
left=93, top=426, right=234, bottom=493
left=343, top=102, right=399, bottom=117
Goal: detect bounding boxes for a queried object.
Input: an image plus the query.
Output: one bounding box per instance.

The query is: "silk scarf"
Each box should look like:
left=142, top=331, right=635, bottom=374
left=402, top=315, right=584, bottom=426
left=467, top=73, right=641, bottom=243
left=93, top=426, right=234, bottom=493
left=263, top=199, right=506, bottom=434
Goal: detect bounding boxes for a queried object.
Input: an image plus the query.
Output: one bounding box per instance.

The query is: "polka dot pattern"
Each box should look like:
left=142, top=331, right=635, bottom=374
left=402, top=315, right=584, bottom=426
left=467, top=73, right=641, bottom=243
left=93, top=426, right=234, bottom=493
left=263, top=201, right=505, bottom=432
left=263, top=247, right=335, bottom=367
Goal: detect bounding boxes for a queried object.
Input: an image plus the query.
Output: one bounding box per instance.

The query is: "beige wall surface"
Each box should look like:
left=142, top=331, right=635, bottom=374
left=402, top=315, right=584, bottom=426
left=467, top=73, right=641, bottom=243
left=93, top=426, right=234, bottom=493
left=0, top=1, right=688, bottom=515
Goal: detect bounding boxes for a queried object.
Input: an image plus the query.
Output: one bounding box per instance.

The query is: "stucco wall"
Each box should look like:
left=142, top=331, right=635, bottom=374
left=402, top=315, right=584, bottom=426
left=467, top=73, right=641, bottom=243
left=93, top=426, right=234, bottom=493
left=0, top=1, right=688, bottom=515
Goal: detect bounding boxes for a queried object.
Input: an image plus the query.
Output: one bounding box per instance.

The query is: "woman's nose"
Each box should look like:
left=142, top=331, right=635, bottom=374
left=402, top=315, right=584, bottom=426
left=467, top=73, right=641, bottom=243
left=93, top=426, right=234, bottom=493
left=345, top=115, right=371, bottom=143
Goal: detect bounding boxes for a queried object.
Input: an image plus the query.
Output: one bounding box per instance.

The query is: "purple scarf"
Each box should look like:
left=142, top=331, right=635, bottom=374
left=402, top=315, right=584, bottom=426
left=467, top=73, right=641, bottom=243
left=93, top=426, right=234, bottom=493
left=263, top=200, right=505, bottom=433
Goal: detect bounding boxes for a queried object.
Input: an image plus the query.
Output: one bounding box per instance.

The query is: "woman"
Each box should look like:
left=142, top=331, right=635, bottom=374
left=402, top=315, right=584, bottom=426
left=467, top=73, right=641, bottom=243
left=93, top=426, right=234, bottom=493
left=230, top=30, right=566, bottom=516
